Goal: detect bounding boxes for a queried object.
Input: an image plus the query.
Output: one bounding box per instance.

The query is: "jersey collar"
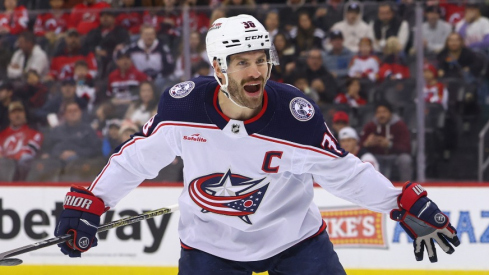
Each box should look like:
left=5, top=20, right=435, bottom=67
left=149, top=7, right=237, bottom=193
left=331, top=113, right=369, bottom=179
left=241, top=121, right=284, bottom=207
left=205, top=84, right=275, bottom=135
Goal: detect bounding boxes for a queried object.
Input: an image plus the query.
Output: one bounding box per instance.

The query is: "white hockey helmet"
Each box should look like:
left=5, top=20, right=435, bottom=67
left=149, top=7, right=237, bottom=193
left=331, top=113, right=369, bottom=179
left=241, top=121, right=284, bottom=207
left=206, top=14, right=279, bottom=94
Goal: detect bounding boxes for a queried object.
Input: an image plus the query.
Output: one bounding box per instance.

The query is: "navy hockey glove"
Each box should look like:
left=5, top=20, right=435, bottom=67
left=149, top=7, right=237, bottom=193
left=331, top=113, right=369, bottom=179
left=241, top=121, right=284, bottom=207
left=390, top=182, right=460, bottom=263
left=55, top=186, right=106, bottom=258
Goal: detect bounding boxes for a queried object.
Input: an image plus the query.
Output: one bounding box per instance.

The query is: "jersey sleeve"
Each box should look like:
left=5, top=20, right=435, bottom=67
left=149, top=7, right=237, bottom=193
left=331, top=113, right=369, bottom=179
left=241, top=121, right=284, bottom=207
left=304, top=118, right=400, bottom=214
left=89, top=94, right=179, bottom=207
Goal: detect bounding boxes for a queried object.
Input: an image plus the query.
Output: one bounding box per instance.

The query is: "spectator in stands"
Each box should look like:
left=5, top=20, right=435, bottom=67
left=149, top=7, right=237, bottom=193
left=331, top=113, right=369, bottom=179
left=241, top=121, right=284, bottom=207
left=422, top=5, right=451, bottom=55
left=370, top=2, right=409, bottom=52
left=264, top=10, right=280, bottom=41
left=378, top=37, right=410, bottom=83
left=330, top=1, right=373, bottom=53
left=116, top=0, right=143, bottom=41
left=338, top=126, right=379, bottom=171
left=331, top=110, right=349, bottom=136
left=42, top=101, right=101, bottom=163
left=174, top=31, right=211, bottom=82
left=455, top=3, right=489, bottom=52
left=33, top=0, right=70, bottom=46
left=360, top=101, right=412, bottom=181
left=437, top=32, right=483, bottom=80
left=91, top=102, right=117, bottom=133
left=46, top=29, right=98, bottom=81
left=84, top=9, right=131, bottom=77
left=0, top=101, right=43, bottom=180
left=209, top=8, right=226, bottom=25
left=222, top=0, right=256, bottom=18
left=291, top=72, right=320, bottom=103
left=279, top=0, right=314, bottom=33
left=334, top=77, right=366, bottom=107
left=348, top=37, right=379, bottom=82
left=101, top=119, right=121, bottom=158
left=291, top=12, right=325, bottom=57
left=7, top=31, right=49, bottom=80
left=73, top=60, right=96, bottom=110
left=302, top=48, right=338, bottom=103
left=0, top=82, right=15, bottom=131
left=270, top=32, right=295, bottom=82
left=33, top=78, right=88, bottom=125
left=0, top=0, right=28, bottom=36
left=193, top=60, right=211, bottom=77
left=126, top=25, right=176, bottom=89
left=182, top=0, right=210, bottom=34
left=16, top=70, right=49, bottom=110
left=423, top=63, right=448, bottom=111
left=118, top=120, right=139, bottom=143
left=313, top=0, right=343, bottom=33
left=108, top=49, right=150, bottom=109
left=324, top=30, right=353, bottom=79
left=69, top=0, right=111, bottom=35
left=124, top=81, right=158, bottom=127
left=142, top=0, right=181, bottom=43
left=434, top=0, right=467, bottom=26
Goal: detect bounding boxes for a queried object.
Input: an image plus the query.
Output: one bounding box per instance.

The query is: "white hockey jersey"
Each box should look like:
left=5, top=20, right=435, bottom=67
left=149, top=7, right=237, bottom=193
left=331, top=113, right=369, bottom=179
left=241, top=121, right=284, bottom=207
left=89, top=76, right=400, bottom=261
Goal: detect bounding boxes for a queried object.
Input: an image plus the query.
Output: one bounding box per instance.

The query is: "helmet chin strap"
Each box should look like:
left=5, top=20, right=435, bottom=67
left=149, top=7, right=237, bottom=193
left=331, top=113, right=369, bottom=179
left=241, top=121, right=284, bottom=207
left=217, top=71, right=250, bottom=109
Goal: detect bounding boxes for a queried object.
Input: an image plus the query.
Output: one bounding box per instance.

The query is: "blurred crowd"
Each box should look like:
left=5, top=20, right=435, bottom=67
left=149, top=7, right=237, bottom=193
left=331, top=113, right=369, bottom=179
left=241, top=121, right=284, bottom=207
left=0, top=0, right=487, bottom=182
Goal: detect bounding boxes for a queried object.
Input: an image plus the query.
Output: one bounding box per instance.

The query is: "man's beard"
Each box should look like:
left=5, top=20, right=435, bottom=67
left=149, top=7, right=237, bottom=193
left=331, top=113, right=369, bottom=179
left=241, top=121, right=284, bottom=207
left=227, top=76, right=264, bottom=109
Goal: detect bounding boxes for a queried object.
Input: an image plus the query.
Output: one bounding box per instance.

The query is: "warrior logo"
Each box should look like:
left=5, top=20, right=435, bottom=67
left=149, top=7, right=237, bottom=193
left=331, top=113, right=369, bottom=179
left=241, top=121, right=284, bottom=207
left=434, top=213, right=446, bottom=224
left=188, top=169, right=269, bottom=224
left=289, top=97, right=315, bottom=121
left=169, top=81, right=195, bottom=98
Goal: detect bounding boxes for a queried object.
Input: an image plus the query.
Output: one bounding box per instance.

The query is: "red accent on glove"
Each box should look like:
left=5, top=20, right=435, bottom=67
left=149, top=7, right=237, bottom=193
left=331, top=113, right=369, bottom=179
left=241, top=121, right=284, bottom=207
left=63, top=186, right=106, bottom=216
left=398, top=182, right=428, bottom=211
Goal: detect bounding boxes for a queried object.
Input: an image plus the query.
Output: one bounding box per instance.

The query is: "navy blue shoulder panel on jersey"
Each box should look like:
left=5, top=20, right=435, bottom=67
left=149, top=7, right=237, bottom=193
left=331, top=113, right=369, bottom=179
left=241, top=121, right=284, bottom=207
left=260, top=81, right=347, bottom=158
left=143, top=76, right=218, bottom=136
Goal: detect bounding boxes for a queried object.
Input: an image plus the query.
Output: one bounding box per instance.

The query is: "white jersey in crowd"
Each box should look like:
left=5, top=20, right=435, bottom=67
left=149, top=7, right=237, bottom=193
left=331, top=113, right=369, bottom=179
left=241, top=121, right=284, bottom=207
left=88, top=76, right=400, bottom=262
left=329, top=3, right=374, bottom=53
left=348, top=55, right=380, bottom=82
left=455, top=16, right=489, bottom=47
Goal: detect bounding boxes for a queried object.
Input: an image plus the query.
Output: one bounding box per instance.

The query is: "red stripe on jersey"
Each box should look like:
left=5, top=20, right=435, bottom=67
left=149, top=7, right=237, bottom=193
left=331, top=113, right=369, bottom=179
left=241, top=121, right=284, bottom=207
left=250, top=134, right=338, bottom=159
left=180, top=241, right=194, bottom=250
left=89, top=136, right=145, bottom=191
left=89, top=122, right=219, bottom=192
left=306, top=220, right=327, bottom=240
left=151, top=122, right=219, bottom=135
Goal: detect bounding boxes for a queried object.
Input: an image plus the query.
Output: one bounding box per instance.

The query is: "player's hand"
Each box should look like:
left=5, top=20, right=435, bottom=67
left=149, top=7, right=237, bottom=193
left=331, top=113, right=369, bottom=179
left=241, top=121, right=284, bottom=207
left=390, top=182, right=460, bottom=263
left=54, top=186, right=106, bottom=257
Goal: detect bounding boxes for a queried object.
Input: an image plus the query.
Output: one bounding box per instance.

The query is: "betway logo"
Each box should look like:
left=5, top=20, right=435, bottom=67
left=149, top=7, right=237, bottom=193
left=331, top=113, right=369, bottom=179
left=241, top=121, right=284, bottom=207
left=183, top=134, right=207, bottom=142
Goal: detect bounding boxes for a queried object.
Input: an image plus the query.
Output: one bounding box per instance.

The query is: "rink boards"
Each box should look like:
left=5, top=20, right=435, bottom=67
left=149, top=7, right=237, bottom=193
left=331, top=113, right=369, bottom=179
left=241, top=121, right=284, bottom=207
left=0, top=182, right=488, bottom=274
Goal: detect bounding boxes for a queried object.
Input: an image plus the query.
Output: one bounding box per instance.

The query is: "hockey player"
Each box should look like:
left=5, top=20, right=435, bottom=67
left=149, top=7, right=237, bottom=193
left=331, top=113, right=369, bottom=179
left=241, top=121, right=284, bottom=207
left=54, top=15, right=460, bottom=274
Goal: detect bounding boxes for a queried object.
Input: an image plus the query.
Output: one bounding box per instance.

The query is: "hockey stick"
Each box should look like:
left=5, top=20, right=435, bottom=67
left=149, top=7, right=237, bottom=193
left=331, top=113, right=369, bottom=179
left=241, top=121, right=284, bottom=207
left=0, top=204, right=179, bottom=266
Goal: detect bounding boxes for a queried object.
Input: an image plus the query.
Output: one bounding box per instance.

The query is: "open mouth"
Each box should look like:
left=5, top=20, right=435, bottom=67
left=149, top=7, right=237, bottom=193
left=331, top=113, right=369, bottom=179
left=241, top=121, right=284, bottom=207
left=243, top=83, right=261, bottom=95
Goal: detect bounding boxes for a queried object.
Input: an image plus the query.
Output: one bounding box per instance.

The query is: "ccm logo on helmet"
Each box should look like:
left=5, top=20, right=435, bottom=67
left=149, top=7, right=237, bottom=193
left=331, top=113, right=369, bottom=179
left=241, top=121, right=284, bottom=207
left=64, top=196, right=93, bottom=210
left=245, top=35, right=264, bottom=40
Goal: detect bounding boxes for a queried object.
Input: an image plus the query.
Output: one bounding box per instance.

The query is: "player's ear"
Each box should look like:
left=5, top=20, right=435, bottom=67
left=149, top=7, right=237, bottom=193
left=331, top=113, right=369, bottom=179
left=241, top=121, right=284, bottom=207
left=213, top=60, right=226, bottom=85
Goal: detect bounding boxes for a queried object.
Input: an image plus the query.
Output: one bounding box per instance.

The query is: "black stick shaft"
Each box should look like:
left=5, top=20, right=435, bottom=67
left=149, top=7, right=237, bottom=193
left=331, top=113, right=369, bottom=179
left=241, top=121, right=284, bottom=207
left=0, top=204, right=179, bottom=260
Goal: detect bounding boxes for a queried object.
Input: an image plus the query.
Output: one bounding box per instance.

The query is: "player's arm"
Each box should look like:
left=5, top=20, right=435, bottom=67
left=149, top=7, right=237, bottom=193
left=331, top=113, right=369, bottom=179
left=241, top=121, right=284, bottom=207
left=306, top=117, right=459, bottom=262
left=54, top=94, right=179, bottom=257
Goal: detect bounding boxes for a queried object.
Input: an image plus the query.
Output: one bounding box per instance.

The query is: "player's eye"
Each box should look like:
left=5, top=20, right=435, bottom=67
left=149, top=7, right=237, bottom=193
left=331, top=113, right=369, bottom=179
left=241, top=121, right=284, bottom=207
left=237, top=61, right=248, bottom=66
left=256, top=58, right=267, bottom=66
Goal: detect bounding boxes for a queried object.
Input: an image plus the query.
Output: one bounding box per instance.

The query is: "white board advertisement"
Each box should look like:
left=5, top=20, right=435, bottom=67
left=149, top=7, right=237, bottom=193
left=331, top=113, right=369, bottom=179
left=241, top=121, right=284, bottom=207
left=0, top=183, right=487, bottom=271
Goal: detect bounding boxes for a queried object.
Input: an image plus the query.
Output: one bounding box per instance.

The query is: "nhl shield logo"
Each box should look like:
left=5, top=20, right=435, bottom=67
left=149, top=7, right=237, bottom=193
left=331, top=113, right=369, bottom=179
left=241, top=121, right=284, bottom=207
left=188, top=169, right=269, bottom=224
left=289, top=97, right=315, bottom=121
left=169, top=81, right=195, bottom=98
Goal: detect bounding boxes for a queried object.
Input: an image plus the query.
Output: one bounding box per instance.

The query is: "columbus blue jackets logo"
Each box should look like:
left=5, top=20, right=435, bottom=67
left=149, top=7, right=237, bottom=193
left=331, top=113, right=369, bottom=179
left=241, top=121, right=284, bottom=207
left=169, top=81, right=195, bottom=98
left=189, top=169, right=269, bottom=224
left=289, top=97, right=315, bottom=121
